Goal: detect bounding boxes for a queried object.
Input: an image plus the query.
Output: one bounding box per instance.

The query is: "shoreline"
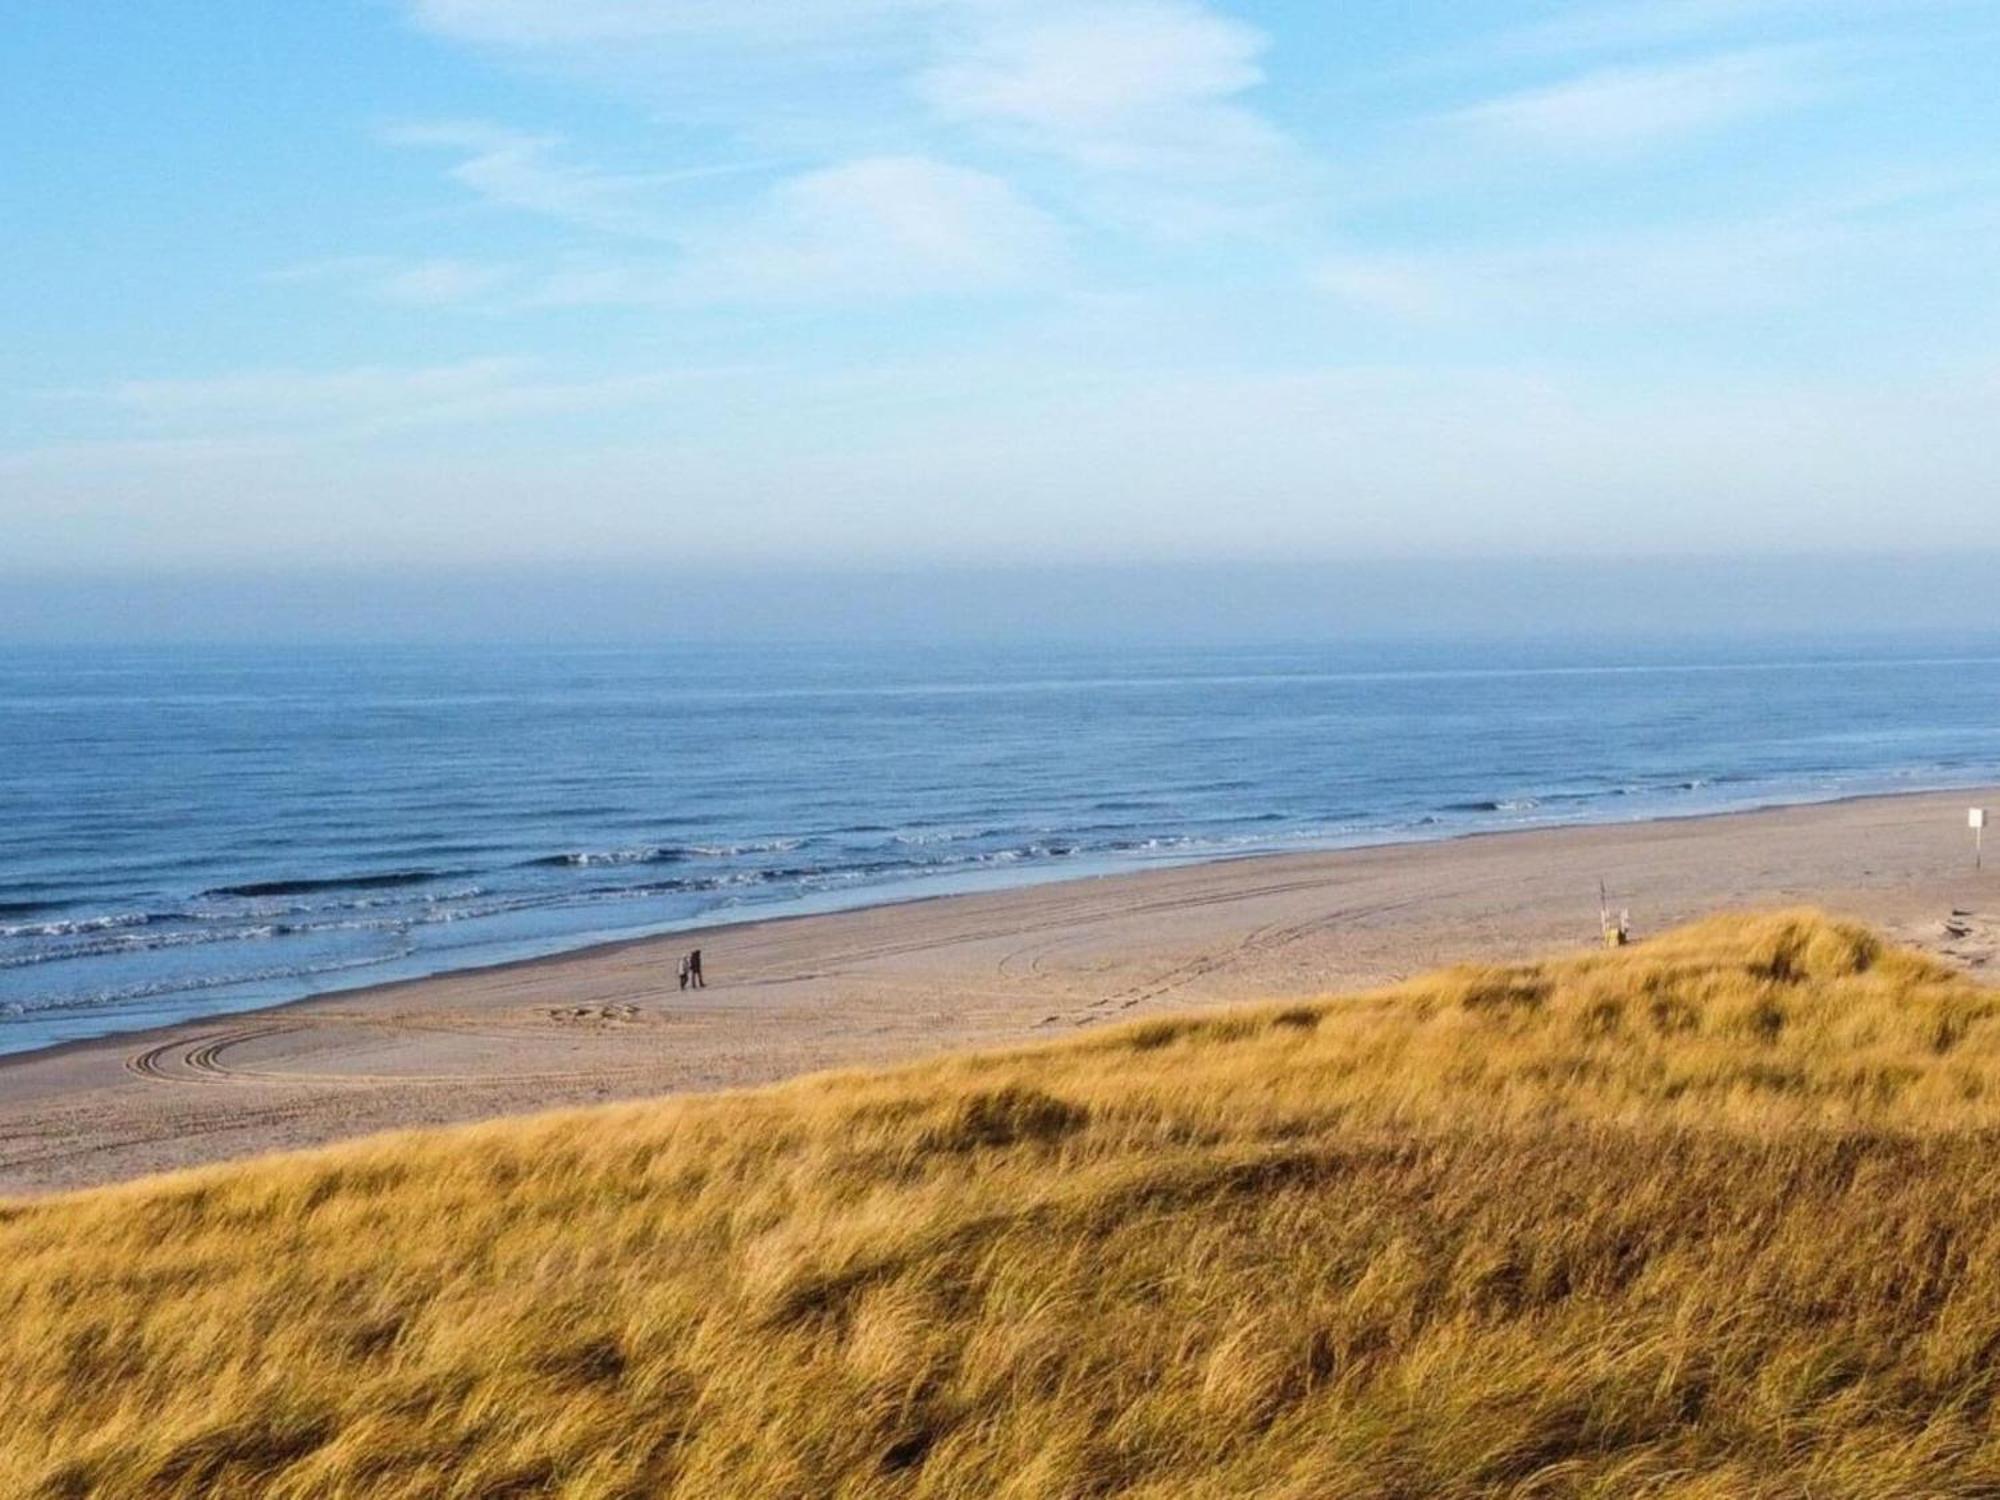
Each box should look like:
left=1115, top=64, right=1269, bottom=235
left=10, top=772, right=1997, bottom=1067
left=3, top=783, right=1997, bottom=1197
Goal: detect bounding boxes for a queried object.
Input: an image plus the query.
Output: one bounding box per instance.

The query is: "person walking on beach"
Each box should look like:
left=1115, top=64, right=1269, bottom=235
left=688, top=948, right=705, bottom=989
left=677, top=953, right=691, bottom=991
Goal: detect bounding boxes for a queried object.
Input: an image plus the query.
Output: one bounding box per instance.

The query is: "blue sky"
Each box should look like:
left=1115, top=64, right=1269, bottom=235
left=4, top=0, right=1998, bottom=575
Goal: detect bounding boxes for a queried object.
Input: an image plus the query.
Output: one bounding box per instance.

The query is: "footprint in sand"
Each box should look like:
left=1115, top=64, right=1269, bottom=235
left=1915, top=910, right=1999, bottom=971
left=546, top=1004, right=644, bottom=1025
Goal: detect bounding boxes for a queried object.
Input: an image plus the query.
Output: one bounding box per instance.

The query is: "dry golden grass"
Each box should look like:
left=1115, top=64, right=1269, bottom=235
left=8, top=910, right=2000, bottom=1498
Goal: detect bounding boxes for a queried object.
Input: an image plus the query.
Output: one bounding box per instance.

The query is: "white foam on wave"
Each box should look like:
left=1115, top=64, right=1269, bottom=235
left=0, top=923, right=284, bottom=970
left=559, top=847, right=667, bottom=867
left=0, top=911, right=153, bottom=941
left=0, top=942, right=422, bottom=1016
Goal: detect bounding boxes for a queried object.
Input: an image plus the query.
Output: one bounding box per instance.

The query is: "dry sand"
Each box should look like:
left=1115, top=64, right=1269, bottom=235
left=4, top=787, right=1998, bottom=1198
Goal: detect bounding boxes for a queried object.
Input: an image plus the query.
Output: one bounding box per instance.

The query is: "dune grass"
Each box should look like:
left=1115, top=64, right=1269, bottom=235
left=9, top=910, right=2000, bottom=1497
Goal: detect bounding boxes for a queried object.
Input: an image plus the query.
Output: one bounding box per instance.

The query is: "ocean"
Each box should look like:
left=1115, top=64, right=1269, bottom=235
left=4, top=638, right=1998, bottom=1057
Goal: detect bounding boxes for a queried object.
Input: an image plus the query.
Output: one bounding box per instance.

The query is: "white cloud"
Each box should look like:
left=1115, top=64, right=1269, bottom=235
left=487, top=157, right=1067, bottom=308
left=921, top=1, right=1282, bottom=174
left=1443, top=46, right=1831, bottom=158
left=408, top=0, right=1289, bottom=180
left=395, top=0, right=1296, bottom=258
left=324, top=133, right=1064, bottom=309
left=674, top=156, right=1064, bottom=302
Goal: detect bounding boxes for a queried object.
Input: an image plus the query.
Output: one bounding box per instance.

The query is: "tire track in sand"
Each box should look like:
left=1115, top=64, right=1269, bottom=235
left=126, top=1021, right=661, bottom=1090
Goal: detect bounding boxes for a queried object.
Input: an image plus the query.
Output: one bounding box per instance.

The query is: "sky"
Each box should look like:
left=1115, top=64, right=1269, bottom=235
left=4, top=0, right=1999, bottom=619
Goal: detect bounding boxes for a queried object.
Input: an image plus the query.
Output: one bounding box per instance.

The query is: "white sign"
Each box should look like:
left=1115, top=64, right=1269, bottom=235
left=1973, top=809, right=1989, bottom=830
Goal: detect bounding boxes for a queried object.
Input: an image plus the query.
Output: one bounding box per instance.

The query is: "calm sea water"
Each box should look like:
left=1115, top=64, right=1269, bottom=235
left=3, top=639, right=1998, bottom=1057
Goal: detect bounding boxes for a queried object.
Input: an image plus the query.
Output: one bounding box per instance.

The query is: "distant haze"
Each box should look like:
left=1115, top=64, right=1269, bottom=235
left=4, top=557, right=1997, bottom=645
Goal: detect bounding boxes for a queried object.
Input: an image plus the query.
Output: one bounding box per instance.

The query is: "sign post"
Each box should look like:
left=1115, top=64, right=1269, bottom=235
left=1972, top=809, right=1987, bottom=871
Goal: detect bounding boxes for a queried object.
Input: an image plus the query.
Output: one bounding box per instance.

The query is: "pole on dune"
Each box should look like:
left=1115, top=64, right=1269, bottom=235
left=1973, top=809, right=1988, bottom=872
left=1599, top=880, right=1630, bottom=948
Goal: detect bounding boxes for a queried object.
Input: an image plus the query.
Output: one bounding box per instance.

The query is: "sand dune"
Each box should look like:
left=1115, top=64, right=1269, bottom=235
left=12, top=910, right=2000, bottom=1496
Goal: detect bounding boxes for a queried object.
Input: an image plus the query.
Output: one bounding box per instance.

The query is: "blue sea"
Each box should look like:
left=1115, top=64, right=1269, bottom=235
left=3, top=639, right=1998, bottom=1057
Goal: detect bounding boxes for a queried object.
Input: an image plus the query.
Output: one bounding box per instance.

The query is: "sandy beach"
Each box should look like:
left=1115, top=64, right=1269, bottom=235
left=3, top=786, right=1995, bottom=1198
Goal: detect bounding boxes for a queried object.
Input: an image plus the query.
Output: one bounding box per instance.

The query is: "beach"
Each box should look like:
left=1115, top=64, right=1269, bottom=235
left=2, top=785, right=1995, bottom=1198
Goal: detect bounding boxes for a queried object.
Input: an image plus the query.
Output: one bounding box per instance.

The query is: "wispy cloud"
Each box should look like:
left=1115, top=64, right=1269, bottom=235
left=309, top=132, right=1064, bottom=310
left=381, top=121, right=774, bottom=238
left=401, top=0, right=1294, bottom=225
left=675, top=156, right=1065, bottom=302
left=1441, top=45, right=1835, bottom=158
left=920, top=1, right=1283, bottom=175
left=520, top=157, right=1066, bottom=307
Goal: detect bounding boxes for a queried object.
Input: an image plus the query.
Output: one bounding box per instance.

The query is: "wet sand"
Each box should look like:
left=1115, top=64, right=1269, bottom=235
left=4, top=787, right=1997, bottom=1197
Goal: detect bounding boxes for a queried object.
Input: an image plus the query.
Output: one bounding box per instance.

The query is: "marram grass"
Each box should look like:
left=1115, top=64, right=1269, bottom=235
left=8, top=911, right=2000, bottom=1498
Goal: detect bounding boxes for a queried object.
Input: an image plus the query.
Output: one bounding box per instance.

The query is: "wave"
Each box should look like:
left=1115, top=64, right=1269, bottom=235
left=0, top=899, right=511, bottom=969
left=888, top=825, right=1056, bottom=850
left=0, top=900, right=65, bottom=919
left=0, top=924, right=287, bottom=970
left=0, top=910, right=155, bottom=941
left=1441, top=779, right=1753, bottom=818
left=0, top=943, right=420, bottom=1017
left=526, top=837, right=812, bottom=870
left=201, top=870, right=463, bottom=900
left=688, top=838, right=807, bottom=858
left=525, top=847, right=687, bottom=869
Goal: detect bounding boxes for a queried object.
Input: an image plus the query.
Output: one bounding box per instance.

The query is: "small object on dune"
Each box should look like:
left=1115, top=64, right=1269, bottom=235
left=1599, top=882, right=1632, bottom=947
